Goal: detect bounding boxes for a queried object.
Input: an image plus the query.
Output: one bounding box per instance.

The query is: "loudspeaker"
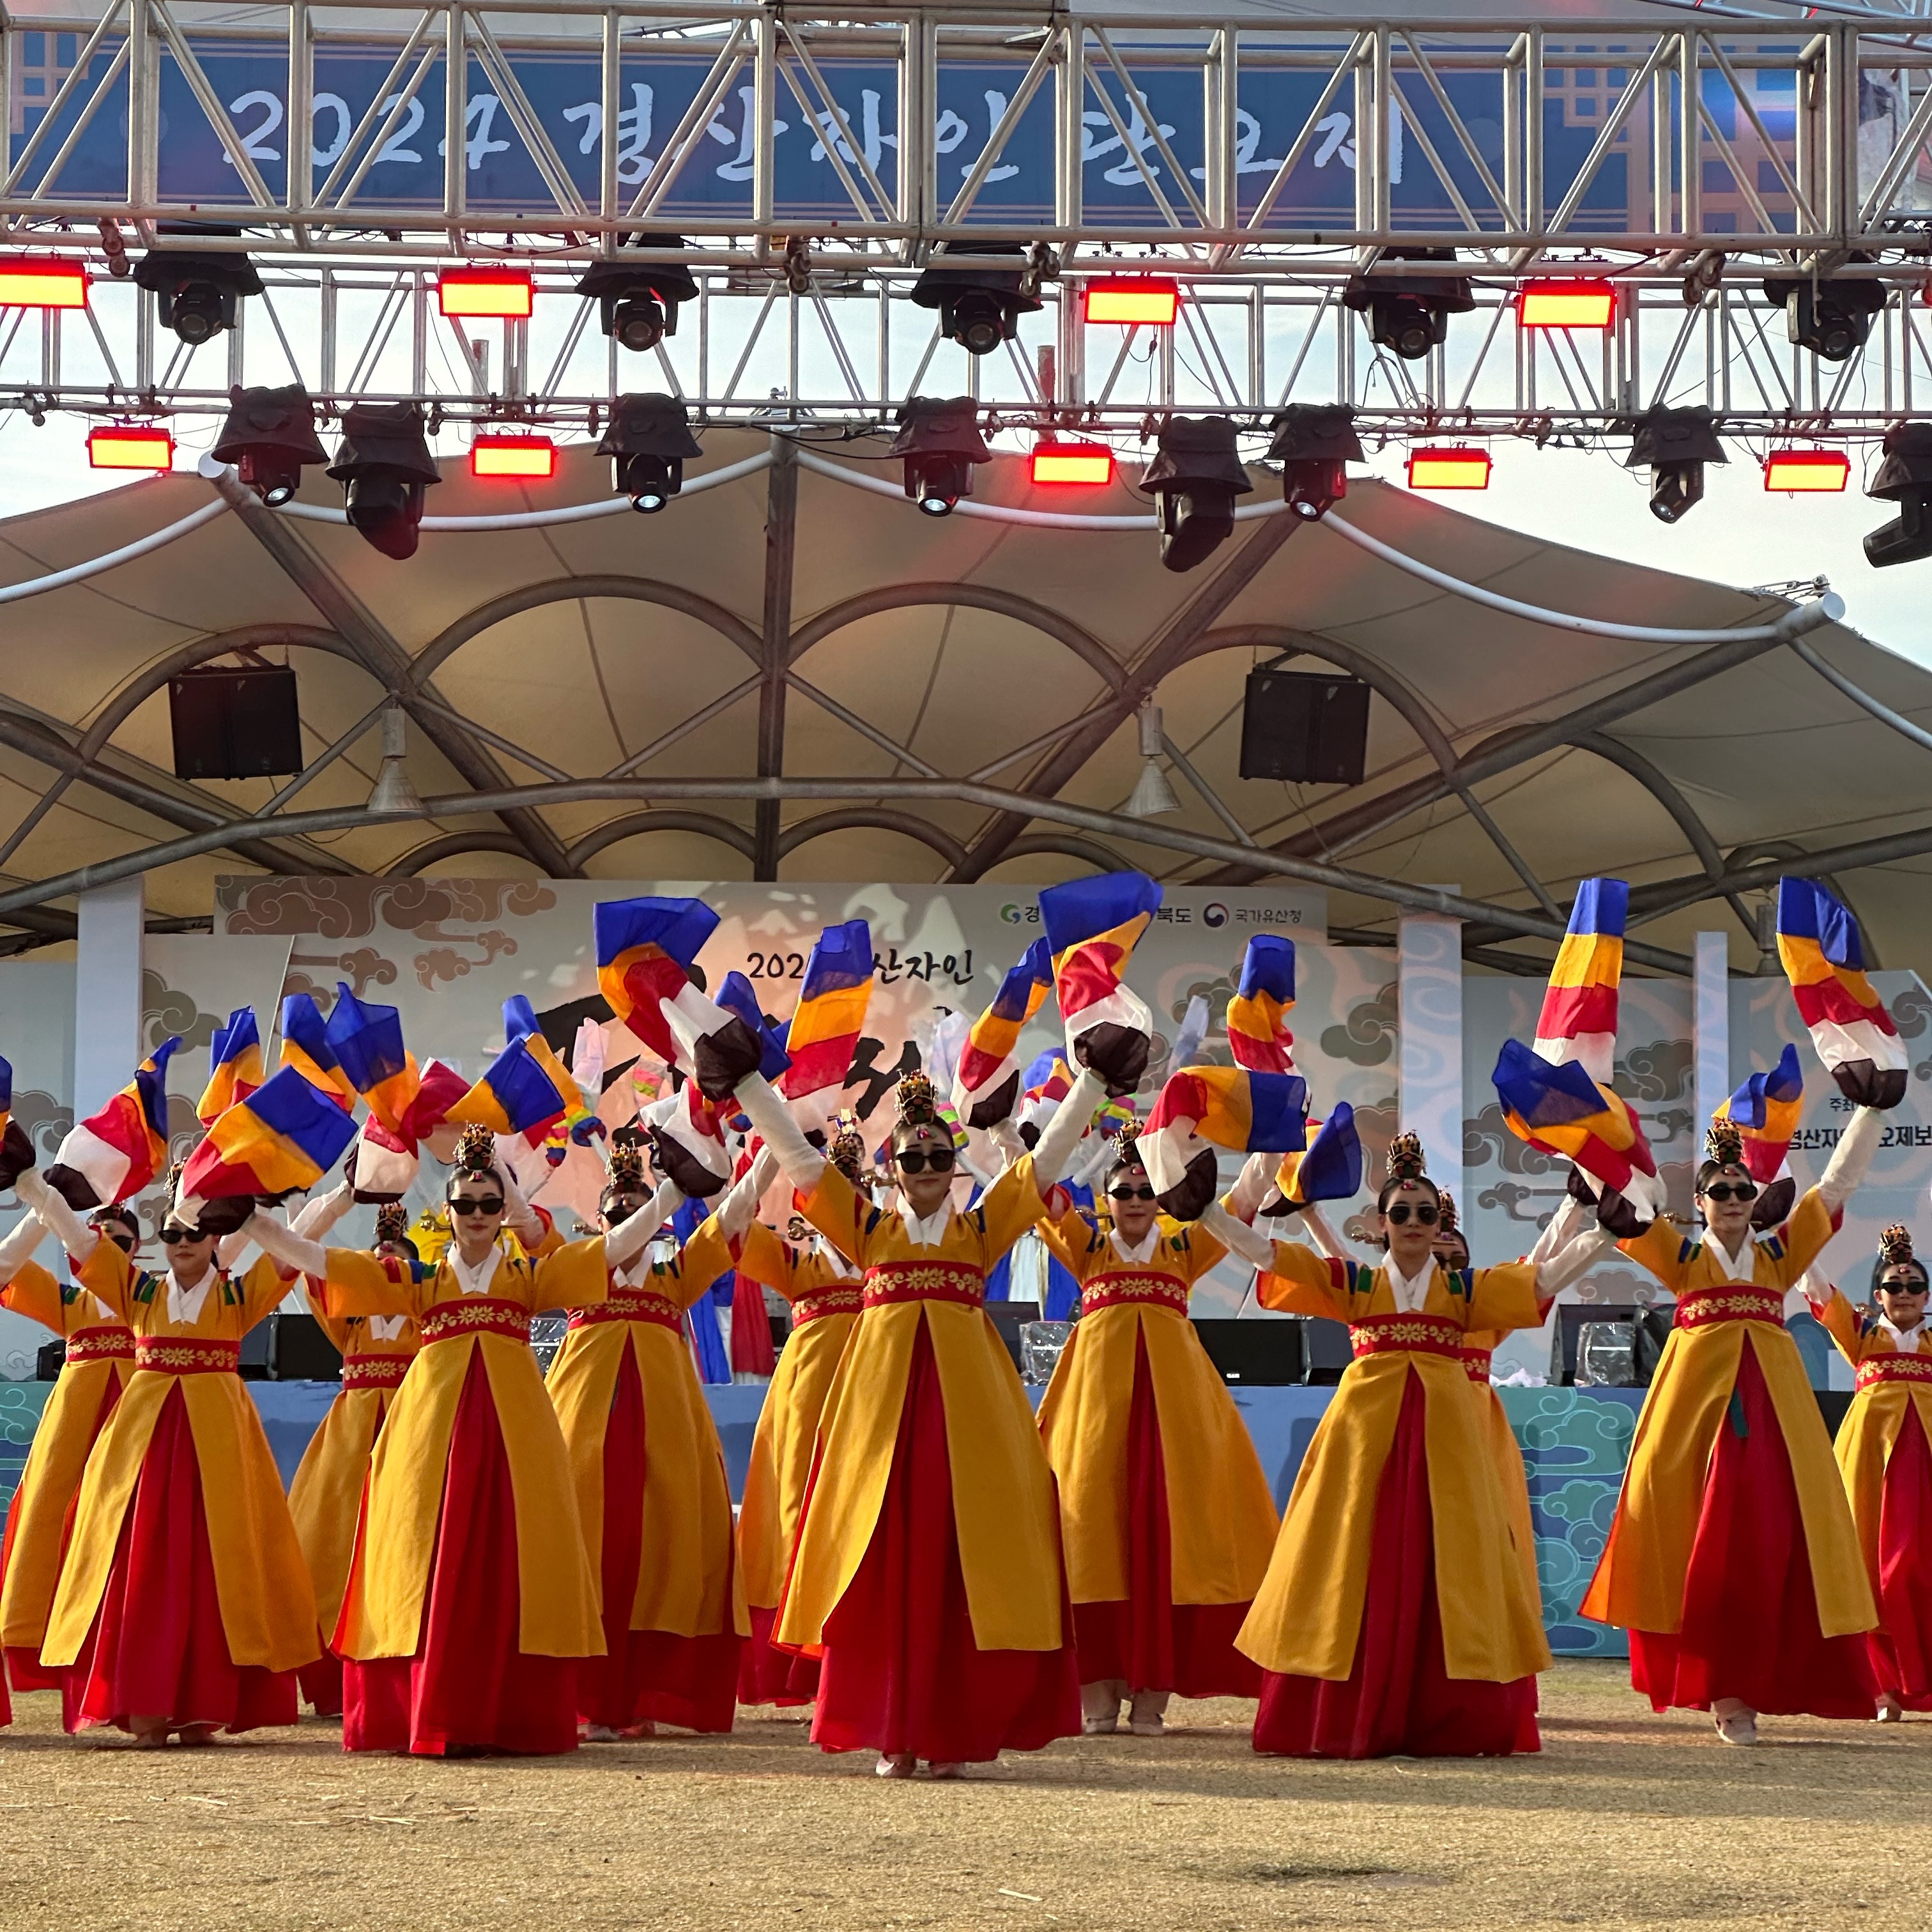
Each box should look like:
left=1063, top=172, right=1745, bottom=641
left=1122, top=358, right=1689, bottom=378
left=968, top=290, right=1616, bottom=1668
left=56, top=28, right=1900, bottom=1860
left=1300, top=1315, right=1354, bottom=1384
left=985, top=1300, right=1041, bottom=1374
left=36, top=1338, right=65, bottom=1381
left=1239, top=670, right=1370, bottom=785
left=169, top=664, right=303, bottom=780
left=1192, top=1317, right=1305, bottom=1386
left=267, top=1310, right=343, bottom=1381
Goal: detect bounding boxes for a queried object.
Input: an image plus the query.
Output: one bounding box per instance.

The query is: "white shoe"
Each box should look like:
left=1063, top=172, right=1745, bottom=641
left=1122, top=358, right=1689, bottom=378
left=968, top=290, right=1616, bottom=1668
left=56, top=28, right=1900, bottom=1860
left=1876, top=1694, right=1905, bottom=1724
left=875, top=1752, right=916, bottom=1779
left=925, top=1761, right=964, bottom=1780
left=1127, top=1690, right=1169, bottom=1737
left=1079, top=1682, right=1122, bottom=1735
left=1713, top=1708, right=1759, bottom=1746
left=582, top=1724, right=621, bottom=1743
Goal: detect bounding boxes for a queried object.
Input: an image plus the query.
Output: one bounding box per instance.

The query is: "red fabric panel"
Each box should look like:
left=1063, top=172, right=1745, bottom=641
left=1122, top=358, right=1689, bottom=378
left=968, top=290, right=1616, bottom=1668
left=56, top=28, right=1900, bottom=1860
left=1629, top=1341, right=1877, bottom=1718
left=739, top=1602, right=820, bottom=1707
left=65, top=1383, right=296, bottom=1736
left=808, top=1319, right=1080, bottom=1763
left=1253, top=1369, right=1540, bottom=1759
left=299, top=1648, right=344, bottom=1717
left=730, top=1272, right=777, bottom=1377
left=1070, top=1331, right=1261, bottom=1698
left=1869, top=1399, right=1932, bottom=1708
left=343, top=1351, right=578, bottom=1756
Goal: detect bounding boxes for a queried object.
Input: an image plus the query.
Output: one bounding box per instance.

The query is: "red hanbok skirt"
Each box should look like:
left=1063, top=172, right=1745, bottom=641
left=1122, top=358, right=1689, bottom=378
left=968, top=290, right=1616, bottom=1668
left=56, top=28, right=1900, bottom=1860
left=575, top=1343, right=741, bottom=1734
left=739, top=1605, right=820, bottom=1707
left=1870, top=1402, right=1932, bottom=1708
left=343, top=1352, right=578, bottom=1756
left=64, top=1384, right=297, bottom=1736
left=1254, top=1372, right=1540, bottom=1758
left=3, top=1367, right=123, bottom=1701
left=1071, top=1335, right=1260, bottom=1698
left=804, top=1322, right=1081, bottom=1763
left=1629, top=1344, right=1876, bottom=1719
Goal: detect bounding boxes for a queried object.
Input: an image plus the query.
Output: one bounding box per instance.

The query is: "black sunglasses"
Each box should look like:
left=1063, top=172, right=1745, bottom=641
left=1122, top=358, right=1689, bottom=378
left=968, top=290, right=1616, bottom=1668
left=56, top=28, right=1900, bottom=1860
left=1385, top=1202, right=1439, bottom=1227
left=449, top=1195, right=506, bottom=1217
left=894, top=1148, right=956, bottom=1176
left=159, top=1225, right=210, bottom=1245
left=1701, top=1181, right=1757, bottom=1204
left=1108, top=1184, right=1157, bottom=1202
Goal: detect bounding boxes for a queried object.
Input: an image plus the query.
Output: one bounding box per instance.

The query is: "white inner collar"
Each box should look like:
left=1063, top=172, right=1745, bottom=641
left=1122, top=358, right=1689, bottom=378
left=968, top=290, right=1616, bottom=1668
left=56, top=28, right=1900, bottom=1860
left=165, top=1268, right=217, bottom=1327
left=447, top=1245, right=503, bottom=1298
left=1705, top=1232, right=1756, bottom=1282
left=1385, top=1253, right=1435, bottom=1314
left=365, top=1313, right=410, bottom=1342
left=896, top=1198, right=953, bottom=1249
left=1108, top=1225, right=1162, bottom=1266
left=1880, top=1313, right=1928, bottom=1349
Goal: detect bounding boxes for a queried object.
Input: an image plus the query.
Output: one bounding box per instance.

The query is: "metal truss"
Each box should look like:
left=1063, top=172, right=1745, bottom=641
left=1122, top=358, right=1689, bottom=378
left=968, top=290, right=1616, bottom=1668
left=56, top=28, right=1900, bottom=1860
left=9, top=6, right=1932, bottom=431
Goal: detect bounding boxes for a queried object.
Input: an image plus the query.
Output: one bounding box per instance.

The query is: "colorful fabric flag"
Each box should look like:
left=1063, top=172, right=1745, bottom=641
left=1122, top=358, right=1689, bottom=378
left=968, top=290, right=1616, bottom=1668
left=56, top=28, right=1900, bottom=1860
left=1533, top=878, right=1628, bottom=1086
left=501, top=996, right=597, bottom=1145
left=1139, top=1064, right=1309, bottom=1202
left=1039, top=872, right=1162, bottom=1082
left=1169, top=993, right=1209, bottom=1077
left=1493, top=1037, right=1664, bottom=1215
left=279, top=993, right=358, bottom=1109
left=50, top=1039, right=180, bottom=1206
left=779, top=921, right=873, bottom=1106
left=1226, top=935, right=1296, bottom=1073
left=645, top=1084, right=732, bottom=1198
left=1016, top=1052, right=1076, bottom=1137
left=952, top=938, right=1052, bottom=1130
left=1716, top=1043, right=1804, bottom=1183
left=716, top=974, right=793, bottom=1085
left=443, top=1036, right=569, bottom=1138
left=324, top=986, right=420, bottom=1135
left=181, top=1064, right=360, bottom=1202
left=1776, top=877, right=1908, bottom=1109
left=1272, top=1103, right=1364, bottom=1209
left=0, top=1051, right=11, bottom=1140
left=197, top=1008, right=264, bottom=1125
left=350, top=1116, right=418, bottom=1200
left=397, top=1057, right=470, bottom=1147
left=595, top=896, right=721, bottom=1064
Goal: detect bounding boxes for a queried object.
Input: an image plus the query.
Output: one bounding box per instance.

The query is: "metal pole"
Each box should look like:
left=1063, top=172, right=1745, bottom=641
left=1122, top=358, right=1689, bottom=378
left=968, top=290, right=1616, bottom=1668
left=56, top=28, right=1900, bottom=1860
left=755, top=431, right=799, bottom=879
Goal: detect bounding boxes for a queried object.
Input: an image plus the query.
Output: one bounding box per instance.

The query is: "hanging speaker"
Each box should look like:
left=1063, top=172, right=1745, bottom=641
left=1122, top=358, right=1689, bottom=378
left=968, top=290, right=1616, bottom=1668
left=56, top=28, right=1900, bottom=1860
left=1239, top=669, right=1370, bottom=785
left=168, top=664, right=303, bottom=780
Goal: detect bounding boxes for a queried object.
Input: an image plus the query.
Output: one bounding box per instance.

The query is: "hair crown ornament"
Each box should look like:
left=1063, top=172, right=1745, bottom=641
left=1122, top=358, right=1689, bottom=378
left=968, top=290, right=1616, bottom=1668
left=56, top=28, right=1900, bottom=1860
left=895, top=1070, right=939, bottom=1126
left=1385, top=1131, right=1428, bottom=1183
left=1436, top=1190, right=1459, bottom=1238
left=1880, top=1223, right=1917, bottom=1269
left=1705, top=1119, right=1744, bottom=1169
left=374, top=1202, right=408, bottom=1244
left=829, top=1128, right=867, bottom=1184
left=605, top=1142, right=647, bottom=1193
left=452, top=1122, right=498, bottom=1177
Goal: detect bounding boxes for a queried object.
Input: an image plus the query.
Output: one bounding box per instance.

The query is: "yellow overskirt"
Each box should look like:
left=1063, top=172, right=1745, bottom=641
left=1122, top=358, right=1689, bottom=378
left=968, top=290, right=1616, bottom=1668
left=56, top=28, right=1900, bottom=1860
left=288, top=1383, right=398, bottom=1643
left=1835, top=1381, right=1932, bottom=1599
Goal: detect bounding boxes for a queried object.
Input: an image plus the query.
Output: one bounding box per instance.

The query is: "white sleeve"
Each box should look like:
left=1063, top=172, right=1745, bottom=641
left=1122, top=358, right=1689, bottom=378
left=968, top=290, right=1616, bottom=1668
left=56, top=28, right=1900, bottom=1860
left=1294, top=1204, right=1353, bottom=1264
left=1819, top=1105, right=1883, bottom=1216
left=1535, top=1225, right=1618, bottom=1296
left=604, top=1177, right=682, bottom=1271
left=1198, top=1200, right=1275, bottom=1271
left=1223, top=1151, right=1275, bottom=1225
left=13, top=1169, right=99, bottom=1266
left=734, top=1074, right=827, bottom=1189
left=0, top=1213, right=47, bottom=1282
left=1031, top=1069, right=1105, bottom=1188
left=1526, top=1192, right=1591, bottom=1268
left=495, top=1158, right=547, bottom=1243
left=242, top=1211, right=330, bottom=1280
left=289, top=1181, right=356, bottom=1242
left=716, top=1165, right=767, bottom=1241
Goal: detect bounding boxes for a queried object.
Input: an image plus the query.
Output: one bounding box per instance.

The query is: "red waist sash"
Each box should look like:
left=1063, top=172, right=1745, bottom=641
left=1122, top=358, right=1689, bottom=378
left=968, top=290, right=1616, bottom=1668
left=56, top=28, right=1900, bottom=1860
left=792, top=1285, right=862, bottom=1327
left=1673, top=1286, right=1784, bottom=1331
left=418, top=1298, right=530, bottom=1347
left=1080, top=1270, right=1190, bottom=1317
left=63, top=1326, right=134, bottom=1365
left=342, top=1354, right=412, bottom=1390
left=1348, top=1311, right=1466, bottom=1363
left=1459, top=1344, right=1494, bottom=1385
left=134, top=1336, right=240, bottom=1376
left=1855, top=1352, right=1932, bottom=1391
left=568, top=1287, right=684, bottom=1334
left=862, top=1259, right=985, bottom=1311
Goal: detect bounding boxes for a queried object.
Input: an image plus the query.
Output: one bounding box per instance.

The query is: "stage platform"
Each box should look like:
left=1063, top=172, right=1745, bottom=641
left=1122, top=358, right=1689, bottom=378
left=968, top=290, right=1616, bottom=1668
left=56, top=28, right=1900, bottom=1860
left=0, top=1373, right=1671, bottom=1656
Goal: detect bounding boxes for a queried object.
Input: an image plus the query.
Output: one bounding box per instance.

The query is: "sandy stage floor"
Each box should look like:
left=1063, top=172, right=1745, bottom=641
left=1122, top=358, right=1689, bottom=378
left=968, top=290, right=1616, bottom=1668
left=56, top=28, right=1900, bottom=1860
left=1, top=1660, right=1923, bottom=1931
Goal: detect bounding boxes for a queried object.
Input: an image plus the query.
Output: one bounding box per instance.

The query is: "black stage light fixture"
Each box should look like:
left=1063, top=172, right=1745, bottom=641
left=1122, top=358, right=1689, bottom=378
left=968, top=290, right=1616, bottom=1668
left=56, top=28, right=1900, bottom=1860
left=132, top=224, right=263, bottom=346
left=169, top=663, right=303, bottom=780
left=575, top=239, right=700, bottom=354
left=1342, top=248, right=1474, bottom=362
left=1142, top=415, right=1252, bottom=572
left=597, top=392, right=703, bottom=512
left=891, top=395, right=991, bottom=516
left=1623, top=406, right=1726, bottom=524
left=1266, top=404, right=1365, bottom=519
left=326, top=401, right=440, bottom=560
left=910, top=243, right=1043, bottom=356
left=1864, top=422, right=1932, bottom=569
left=1761, top=272, right=1886, bottom=363
left=211, top=383, right=328, bottom=507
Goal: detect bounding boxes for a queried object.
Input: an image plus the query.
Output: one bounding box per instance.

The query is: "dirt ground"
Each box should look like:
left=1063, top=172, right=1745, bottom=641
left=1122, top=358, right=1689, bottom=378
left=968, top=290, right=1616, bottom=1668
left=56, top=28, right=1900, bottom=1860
left=0, top=1660, right=1922, bottom=1931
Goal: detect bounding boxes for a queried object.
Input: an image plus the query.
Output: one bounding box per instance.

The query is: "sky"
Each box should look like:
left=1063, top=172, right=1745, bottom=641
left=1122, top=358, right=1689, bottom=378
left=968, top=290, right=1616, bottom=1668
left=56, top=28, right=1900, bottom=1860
left=3, top=402, right=1928, bottom=673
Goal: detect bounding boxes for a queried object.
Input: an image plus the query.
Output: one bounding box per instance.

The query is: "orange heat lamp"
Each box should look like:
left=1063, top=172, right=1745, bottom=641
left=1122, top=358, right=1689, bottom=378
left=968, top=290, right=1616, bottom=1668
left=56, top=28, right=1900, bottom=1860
left=438, top=267, right=535, bottom=319
left=1517, top=279, right=1616, bottom=329
left=88, top=424, right=174, bottom=471
left=1084, top=277, right=1181, bottom=326
left=0, top=257, right=88, bottom=309
left=471, top=433, right=558, bottom=479
left=1762, top=448, right=1850, bottom=493
left=1031, top=441, right=1116, bottom=486
left=1407, top=445, right=1492, bottom=490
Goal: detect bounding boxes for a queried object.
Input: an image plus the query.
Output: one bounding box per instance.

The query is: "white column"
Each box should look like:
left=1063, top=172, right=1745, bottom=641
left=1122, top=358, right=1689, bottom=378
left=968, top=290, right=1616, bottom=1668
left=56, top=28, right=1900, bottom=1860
left=1694, top=930, right=1729, bottom=1131
left=73, top=878, right=145, bottom=1117
left=1399, top=898, right=1464, bottom=1206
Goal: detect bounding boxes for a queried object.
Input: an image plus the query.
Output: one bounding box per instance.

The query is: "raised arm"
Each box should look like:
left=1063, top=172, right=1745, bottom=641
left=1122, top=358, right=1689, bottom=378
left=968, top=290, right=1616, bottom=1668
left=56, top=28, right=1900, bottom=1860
left=1526, top=1191, right=1592, bottom=1269
left=1030, top=1068, right=1105, bottom=1191
left=13, top=1168, right=100, bottom=1268
left=734, top=1074, right=827, bottom=1192
left=602, top=1177, right=684, bottom=1273
left=0, top=1212, right=48, bottom=1284
left=1819, top=1105, right=1883, bottom=1218
left=1534, top=1225, right=1618, bottom=1296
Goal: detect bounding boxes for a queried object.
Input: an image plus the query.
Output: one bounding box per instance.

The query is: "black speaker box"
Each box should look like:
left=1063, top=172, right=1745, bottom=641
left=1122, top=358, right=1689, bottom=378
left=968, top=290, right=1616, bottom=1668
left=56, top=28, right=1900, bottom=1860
left=1192, top=1317, right=1305, bottom=1386
left=267, top=1310, right=344, bottom=1381
left=36, top=1338, right=66, bottom=1381
left=1300, top=1315, right=1354, bottom=1384
left=985, top=1300, right=1041, bottom=1373
left=169, top=664, right=303, bottom=780
left=1239, top=669, right=1370, bottom=785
